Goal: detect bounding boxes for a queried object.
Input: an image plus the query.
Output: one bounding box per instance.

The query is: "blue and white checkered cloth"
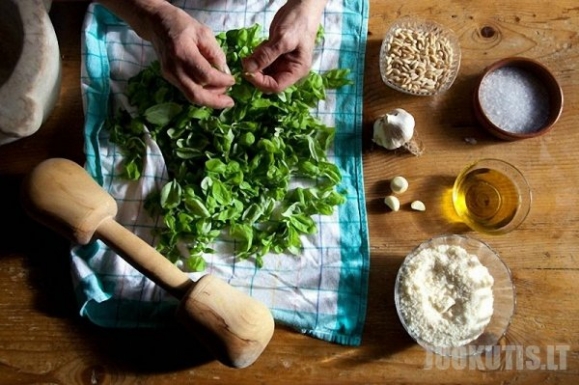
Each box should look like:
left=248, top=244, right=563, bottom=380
left=76, top=0, right=369, bottom=345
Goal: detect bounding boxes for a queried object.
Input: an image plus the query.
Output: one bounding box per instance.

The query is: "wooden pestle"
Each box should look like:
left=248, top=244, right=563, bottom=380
left=20, top=158, right=275, bottom=369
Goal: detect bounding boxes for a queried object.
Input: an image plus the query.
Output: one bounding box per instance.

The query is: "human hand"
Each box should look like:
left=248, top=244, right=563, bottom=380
left=242, top=0, right=328, bottom=93
left=145, top=2, right=236, bottom=109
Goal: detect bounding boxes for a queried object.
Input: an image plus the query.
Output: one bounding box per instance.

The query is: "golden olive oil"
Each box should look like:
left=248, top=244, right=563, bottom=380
left=453, top=168, right=520, bottom=233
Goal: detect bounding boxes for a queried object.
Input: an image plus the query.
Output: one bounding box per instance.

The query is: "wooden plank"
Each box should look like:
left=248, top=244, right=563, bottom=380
left=0, top=1, right=578, bottom=383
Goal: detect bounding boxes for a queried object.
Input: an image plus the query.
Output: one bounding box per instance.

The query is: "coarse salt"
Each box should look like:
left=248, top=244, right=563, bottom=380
left=396, top=244, right=494, bottom=348
left=478, top=66, right=550, bottom=134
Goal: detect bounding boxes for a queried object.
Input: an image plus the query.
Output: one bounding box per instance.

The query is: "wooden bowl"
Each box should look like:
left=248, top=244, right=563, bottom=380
left=473, top=57, right=563, bottom=140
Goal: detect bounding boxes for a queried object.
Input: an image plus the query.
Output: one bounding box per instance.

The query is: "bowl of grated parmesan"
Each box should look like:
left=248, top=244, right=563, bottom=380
left=394, top=234, right=515, bottom=357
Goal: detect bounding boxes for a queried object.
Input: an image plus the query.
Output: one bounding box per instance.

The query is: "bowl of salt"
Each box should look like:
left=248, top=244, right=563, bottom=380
left=473, top=57, right=563, bottom=140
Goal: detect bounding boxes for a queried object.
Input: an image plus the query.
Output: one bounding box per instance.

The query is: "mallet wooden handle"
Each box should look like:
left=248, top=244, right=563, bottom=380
left=21, top=158, right=274, bottom=368
left=95, top=218, right=193, bottom=299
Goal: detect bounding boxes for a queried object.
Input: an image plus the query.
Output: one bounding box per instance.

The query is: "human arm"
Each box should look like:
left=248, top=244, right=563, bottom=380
left=95, top=0, right=235, bottom=109
left=242, top=0, right=329, bottom=93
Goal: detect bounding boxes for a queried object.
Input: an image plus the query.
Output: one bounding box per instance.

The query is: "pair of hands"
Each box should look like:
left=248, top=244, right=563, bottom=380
left=141, top=0, right=327, bottom=109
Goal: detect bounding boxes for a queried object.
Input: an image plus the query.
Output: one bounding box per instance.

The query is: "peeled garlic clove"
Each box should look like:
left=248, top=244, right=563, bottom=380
left=390, top=176, right=409, bottom=194
left=411, top=200, right=426, bottom=212
left=384, top=195, right=401, bottom=212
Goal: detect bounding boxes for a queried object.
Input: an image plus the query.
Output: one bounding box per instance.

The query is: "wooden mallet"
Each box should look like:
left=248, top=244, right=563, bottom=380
left=20, top=158, right=275, bottom=368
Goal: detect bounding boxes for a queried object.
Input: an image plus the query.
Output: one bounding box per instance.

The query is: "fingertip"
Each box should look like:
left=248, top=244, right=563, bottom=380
left=210, top=94, right=235, bottom=110
left=243, top=58, right=258, bottom=73
left=244, top=74, right=279, bottom=94
left=218, top=63, right=232, bottom=76
left=243, top=45, right=274, bottom=74
left=178, top=82, right=234, bottom=109
left=212, top=68, right=236, bottom=87
left=222, top=97, right=235, bottom=109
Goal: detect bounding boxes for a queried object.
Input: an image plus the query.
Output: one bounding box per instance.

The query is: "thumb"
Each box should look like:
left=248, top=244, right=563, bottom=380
left=243, top=40, right=282, bottom=73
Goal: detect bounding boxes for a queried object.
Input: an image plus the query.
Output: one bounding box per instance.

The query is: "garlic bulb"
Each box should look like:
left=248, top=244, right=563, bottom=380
left=372, top=108, right=423, bottom=156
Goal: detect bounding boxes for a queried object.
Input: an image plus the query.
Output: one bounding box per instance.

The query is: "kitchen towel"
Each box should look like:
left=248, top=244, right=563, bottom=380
left=77, top=0, right=369, bottom=346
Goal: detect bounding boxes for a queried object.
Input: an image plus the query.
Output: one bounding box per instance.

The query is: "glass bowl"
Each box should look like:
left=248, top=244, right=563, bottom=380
left=452, top=158, right=532, bottom=235
left=379, top=17, right=461, bottom=96
left=473, top=57, right=564, bottom=140
left=394, top=234, right=516, bottom=357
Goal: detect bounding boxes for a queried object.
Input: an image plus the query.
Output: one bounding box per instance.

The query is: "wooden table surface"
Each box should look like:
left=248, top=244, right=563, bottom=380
left=1, top=1, right=578, bottom=384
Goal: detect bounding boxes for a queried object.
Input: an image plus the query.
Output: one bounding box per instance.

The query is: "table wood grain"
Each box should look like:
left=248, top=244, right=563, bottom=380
left=1, top=1, right=578, bottom=383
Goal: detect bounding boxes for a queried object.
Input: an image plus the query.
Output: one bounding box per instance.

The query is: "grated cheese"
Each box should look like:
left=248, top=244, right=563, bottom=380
left=397, top=244, right=494, bottom=348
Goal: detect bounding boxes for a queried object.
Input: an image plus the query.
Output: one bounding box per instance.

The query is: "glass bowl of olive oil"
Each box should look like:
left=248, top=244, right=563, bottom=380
left=452, top=159, right=532, bottom=235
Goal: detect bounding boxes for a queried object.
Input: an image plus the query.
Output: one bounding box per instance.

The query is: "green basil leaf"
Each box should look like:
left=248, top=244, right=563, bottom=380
left=144, top=102, right=183, bottom=126
left=160, top=180, right=182, bottom=209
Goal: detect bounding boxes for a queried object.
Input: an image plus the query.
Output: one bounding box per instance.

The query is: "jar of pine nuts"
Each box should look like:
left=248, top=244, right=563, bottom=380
left=379, top=17, right=461, bottom=96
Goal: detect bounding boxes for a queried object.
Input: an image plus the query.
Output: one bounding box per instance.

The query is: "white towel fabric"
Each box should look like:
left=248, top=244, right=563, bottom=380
left=76, top=0, right=369, bottom=345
